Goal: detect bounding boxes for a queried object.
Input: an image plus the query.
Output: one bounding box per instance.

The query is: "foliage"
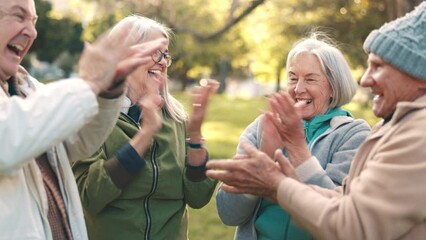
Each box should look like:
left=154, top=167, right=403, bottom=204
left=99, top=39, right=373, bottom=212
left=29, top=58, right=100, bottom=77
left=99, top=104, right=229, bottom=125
left=77, top=0, right=392, bottom=90
left=80, top=0, right=265, bottom=89
left=45, top=0, right=418, bottom=88
left=28, top=0, right=84, bottom=75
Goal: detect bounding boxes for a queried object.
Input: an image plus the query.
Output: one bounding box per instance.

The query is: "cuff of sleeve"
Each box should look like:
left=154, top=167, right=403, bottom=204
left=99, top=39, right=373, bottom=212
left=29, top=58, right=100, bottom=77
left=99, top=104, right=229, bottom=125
left=104, top=144, right=145, bottom=188
left=185, top=151, right=208, bottom=182
left=97, top=93, right=125, bottom=110
left=116, top=143, right=145, bottom=173
left=295, top=156, right=323, bottom=182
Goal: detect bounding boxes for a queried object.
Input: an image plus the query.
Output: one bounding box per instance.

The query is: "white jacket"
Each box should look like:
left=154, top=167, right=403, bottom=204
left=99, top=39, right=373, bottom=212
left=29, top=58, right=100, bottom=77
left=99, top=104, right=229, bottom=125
left=0, top=68, right=122, bottom=240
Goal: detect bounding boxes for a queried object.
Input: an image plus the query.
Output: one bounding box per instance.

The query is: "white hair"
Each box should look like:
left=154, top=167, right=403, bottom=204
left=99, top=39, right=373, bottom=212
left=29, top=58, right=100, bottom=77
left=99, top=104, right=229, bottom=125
left=286, top=33, right=357, bottom=107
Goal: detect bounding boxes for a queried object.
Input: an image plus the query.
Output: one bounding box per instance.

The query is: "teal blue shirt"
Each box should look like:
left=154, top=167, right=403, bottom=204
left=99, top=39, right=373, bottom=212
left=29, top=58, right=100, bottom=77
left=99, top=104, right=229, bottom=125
left=255, top=107, right=350, bottom=240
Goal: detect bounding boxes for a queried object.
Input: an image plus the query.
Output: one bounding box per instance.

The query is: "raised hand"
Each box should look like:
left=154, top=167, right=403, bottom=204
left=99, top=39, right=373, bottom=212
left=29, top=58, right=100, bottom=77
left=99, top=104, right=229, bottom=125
left=138, top=93, right=163, bottom=136
left=138, top=68, right=164, bottom=135
left=128, top=92, right=162, bottom=157
left=260, top=113, right=283, bottom=158
left=187, top=79, right=219, bottom=141
left=78, top=24, right=167, bottom=98
left=267, top=92, right=311, bottom=167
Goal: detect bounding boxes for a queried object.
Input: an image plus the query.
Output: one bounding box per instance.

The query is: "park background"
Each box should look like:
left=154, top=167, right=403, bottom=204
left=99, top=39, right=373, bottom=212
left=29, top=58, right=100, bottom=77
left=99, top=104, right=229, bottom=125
left=33, top=0, right=422, bottom=239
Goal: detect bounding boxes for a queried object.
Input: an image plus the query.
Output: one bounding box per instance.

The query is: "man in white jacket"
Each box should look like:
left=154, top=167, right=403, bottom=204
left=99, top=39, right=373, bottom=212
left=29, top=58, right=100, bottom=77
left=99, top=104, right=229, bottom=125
left=0, top=0, right=166, bottom=239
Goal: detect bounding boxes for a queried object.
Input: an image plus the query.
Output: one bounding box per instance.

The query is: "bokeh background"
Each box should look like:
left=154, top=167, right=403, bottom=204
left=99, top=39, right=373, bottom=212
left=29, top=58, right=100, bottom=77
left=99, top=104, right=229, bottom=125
left=33, top=0, right=422, bottom=238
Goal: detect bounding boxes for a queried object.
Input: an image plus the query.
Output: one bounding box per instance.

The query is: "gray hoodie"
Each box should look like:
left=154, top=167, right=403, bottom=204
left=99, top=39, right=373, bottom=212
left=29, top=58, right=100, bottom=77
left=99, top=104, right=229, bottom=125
left=216, top=115, right=371, bottom=239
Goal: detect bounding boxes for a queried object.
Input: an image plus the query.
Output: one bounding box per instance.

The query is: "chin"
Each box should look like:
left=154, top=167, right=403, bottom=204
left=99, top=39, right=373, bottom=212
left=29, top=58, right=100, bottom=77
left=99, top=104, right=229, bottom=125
left=3, top=66, right=19, bottom=79
left=301, top=113, right=314, bottom=121
left=373, top=110, right=386, bottom=119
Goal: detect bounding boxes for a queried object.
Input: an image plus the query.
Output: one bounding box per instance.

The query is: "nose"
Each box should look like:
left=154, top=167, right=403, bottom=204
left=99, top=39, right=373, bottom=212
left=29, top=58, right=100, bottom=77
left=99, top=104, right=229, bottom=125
left=158, top=55, right=167, bottom=67
left=359, top=68, right=373, bottom=87
left=294, top=79, right=307, bottom=94
left=23, top=22, right=38, bottom=40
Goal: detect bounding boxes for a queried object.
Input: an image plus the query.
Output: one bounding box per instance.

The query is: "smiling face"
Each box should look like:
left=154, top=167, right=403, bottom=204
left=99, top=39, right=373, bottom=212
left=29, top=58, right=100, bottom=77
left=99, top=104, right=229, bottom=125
left=360, top=53, right=426, bottom=119
left=287, top=52, right=333, bottom=120
left=0, top=0, right=38, bottom=81
left=126, top=30, right=169, bottom=103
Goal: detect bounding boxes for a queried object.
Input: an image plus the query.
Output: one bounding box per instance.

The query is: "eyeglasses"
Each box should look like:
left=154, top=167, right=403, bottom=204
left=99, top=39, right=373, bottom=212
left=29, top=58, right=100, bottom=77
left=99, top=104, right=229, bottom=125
left=152, top=50, right=172, bottom=67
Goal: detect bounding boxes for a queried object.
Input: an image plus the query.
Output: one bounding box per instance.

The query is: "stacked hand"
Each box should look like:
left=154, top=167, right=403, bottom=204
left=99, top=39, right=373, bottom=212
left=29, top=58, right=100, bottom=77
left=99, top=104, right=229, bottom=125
left=263, top=92, right=311, bottom=167
left=206, top=143, right=298, bottom=202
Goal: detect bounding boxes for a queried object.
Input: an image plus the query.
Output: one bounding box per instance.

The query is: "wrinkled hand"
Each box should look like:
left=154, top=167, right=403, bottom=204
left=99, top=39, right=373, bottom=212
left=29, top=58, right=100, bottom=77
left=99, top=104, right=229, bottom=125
left=137, top=66, right=164, bottom=135
left=78, top=23, right=167, bottom=98
left=267, top=92, right=311, bottom=166
left=206, top=143, right=287, bottom=202
left=129, top=92, right=162, bottom=157
left=187, top=79, right=219, bottom=140
left=260, top=114, right=283, bottom=158
left=273, top=149, right=299, bottom=181
left=138, top=93, right=162, bottom=136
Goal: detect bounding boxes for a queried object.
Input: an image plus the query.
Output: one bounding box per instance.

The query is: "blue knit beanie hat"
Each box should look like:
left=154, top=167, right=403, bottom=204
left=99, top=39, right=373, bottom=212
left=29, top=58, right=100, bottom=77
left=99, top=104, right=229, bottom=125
left=363, top=2, right=426, bottom=81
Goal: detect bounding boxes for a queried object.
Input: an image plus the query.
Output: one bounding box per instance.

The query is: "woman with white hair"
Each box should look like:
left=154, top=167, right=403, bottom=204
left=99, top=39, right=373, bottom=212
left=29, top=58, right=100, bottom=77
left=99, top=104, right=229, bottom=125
left=215, top=33, right=371, bottom=240
left=72, top=15, right=218, bottom=240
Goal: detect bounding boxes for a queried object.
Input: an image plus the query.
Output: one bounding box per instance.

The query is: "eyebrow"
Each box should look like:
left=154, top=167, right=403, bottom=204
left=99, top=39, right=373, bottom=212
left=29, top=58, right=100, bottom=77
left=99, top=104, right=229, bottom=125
left=288, top=71, right=321, bottom=77
left=306, top=73, right=321, bottom=77
left=11, top=5, right=39, bottom=22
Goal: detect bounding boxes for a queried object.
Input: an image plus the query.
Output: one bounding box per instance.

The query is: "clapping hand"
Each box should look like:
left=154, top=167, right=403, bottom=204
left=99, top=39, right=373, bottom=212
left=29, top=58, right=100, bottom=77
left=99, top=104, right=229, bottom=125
left=78, top=23, right=167, bottom=98
left=187, top=79, right=219, bottom=141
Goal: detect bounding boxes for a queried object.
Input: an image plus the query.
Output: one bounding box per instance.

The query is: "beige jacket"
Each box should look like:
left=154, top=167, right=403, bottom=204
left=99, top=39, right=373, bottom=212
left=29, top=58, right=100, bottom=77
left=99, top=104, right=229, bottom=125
left=277, top=94, right=426, bottom=240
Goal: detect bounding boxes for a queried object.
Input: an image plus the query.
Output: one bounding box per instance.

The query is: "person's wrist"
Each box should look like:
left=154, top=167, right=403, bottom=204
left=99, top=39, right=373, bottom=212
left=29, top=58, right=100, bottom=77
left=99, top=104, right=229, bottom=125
left=270, top=174, right=286, bottom=201
left=85, top=80, right=101, bottom=95
left=98, top=88, right=124, bottom=99
left=188, top=131, right=202, bottom=139
left=286, top=144, right=310, bottom=167
left=186, top=137, right=205, bottom=149
left=137, top=128, right=156, bottom=140
left=187, top=131, right=203, bottom=143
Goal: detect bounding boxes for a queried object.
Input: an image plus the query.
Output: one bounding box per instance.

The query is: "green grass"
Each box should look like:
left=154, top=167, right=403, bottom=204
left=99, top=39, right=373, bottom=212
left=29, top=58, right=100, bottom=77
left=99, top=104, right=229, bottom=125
left=172, top=92, right=379, bottom=240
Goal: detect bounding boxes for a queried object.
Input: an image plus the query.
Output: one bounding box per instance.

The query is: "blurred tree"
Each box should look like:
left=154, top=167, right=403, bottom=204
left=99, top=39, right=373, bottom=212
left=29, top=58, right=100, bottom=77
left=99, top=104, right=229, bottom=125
left=384, top=0, right=424, bottom=20
left=28, top=0, right=84, bottom=76
left=81, top=0, right=265, bottom=92
left=78, top=0, right=413, bottom=92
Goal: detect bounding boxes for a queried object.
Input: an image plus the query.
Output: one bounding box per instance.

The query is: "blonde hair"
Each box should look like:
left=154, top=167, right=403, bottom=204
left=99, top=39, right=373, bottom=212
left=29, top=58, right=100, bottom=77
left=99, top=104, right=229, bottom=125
left=113, top=15, right=187, bottom=122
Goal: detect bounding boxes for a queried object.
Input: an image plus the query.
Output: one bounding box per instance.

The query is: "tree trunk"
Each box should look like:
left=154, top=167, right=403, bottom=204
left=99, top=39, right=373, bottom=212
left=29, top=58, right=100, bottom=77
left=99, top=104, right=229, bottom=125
left=386, top=0, right=424, bottom=20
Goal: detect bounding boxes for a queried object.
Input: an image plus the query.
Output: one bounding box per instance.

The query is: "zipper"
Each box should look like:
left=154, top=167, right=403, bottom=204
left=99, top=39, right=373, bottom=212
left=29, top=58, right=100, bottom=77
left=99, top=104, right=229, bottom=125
left=120, top=112, right=141, bottom=129
left=144, top=140, right=159, bottom=240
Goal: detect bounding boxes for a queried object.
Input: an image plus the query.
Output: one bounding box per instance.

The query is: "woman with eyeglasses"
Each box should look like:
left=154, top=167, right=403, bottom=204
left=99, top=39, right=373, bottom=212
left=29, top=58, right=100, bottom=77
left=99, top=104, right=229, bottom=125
left=72, top=15, right=218, bottom=240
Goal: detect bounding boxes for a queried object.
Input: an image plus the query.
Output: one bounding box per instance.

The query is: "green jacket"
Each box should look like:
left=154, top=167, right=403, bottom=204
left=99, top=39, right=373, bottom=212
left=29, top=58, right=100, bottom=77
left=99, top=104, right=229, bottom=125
left=73, top=109, right=217, bottom=240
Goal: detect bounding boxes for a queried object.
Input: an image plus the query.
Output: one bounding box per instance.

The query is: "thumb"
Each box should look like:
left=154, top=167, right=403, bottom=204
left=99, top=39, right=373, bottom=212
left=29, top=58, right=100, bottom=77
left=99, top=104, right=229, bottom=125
left=274, top=149, right=289, bottom=172
left=293, top=100, right=307, bottom=119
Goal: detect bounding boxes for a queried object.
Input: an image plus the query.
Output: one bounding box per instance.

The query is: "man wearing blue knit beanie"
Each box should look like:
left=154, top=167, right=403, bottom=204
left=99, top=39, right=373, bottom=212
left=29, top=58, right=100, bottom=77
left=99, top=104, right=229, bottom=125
left=206, top=2, right=426, bottom=239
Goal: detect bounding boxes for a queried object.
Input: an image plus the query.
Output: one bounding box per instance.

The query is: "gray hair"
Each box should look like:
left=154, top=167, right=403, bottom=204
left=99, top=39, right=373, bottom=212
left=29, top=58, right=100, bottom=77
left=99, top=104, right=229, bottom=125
left=113, top=15, right=187, bottom=122
left=286, top=33, right=356, bottom=107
